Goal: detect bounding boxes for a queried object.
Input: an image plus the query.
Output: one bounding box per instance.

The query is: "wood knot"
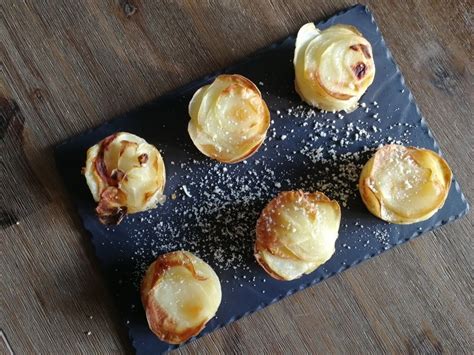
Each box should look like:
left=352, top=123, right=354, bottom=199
left=31, top=88, right=44, bottom=100
left=122, top=1, right=137, bottom=18
left=0, top=96, right=24, bottom=141
left=431, top=61, right=457, bottom=96
left=405, top=325, right=444, bottom=354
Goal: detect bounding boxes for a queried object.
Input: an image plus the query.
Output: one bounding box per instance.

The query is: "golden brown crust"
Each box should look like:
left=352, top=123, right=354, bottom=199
left=358, top=157, right=381, bottom=219
left=145, top=297, right=208, bottom=345
left=254, top=190, right=341, bottom=281
left=359, top=145, right=452, bottom=224
left=253, top=244, right=287, bottom=281
left=95, top=186, right=128, bottom=224
left=188, top=74, right=270, bottom=163
left=141, top=251, right=221, bottom=344
left=141, top=251, right=207, bottom=306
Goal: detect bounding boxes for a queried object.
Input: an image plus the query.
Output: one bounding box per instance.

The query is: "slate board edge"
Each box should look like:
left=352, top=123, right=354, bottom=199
left=52, top=4, right=470, bottom=354
left=368, top=5, right=471, bottom=217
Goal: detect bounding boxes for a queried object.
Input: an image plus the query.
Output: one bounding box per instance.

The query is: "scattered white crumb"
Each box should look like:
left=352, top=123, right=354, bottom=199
left=114, top=97, right=415, bottom=298
left=182, top=185, right=192, bottom=198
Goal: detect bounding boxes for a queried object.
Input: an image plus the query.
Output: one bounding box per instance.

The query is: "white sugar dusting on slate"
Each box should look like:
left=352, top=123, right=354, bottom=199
left=106, top=92, right=415, bottom=289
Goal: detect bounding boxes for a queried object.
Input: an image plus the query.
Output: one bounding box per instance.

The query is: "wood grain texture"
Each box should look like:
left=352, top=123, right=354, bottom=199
left=1, top=0, right=472, bottom=353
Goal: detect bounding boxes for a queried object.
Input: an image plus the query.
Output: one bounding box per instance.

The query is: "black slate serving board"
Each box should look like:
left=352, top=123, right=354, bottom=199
left=55, top=4, right=469, bottom=354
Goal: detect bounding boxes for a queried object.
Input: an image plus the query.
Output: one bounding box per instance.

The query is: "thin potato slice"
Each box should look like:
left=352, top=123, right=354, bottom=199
left=359, top=144, right=452, bottom=224
left=294, top=23, right=375, bottom=112
left=256, top=249, right=318, bottom=281
left=283, top=200, right=340, bottom=262
left=188, top=74, right=270, bottom=163
left=255, top=190, right=341, bottom=281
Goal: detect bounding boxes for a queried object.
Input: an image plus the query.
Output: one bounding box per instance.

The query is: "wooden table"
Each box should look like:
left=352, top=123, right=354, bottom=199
left=1, top=0, right=472, bottom=353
